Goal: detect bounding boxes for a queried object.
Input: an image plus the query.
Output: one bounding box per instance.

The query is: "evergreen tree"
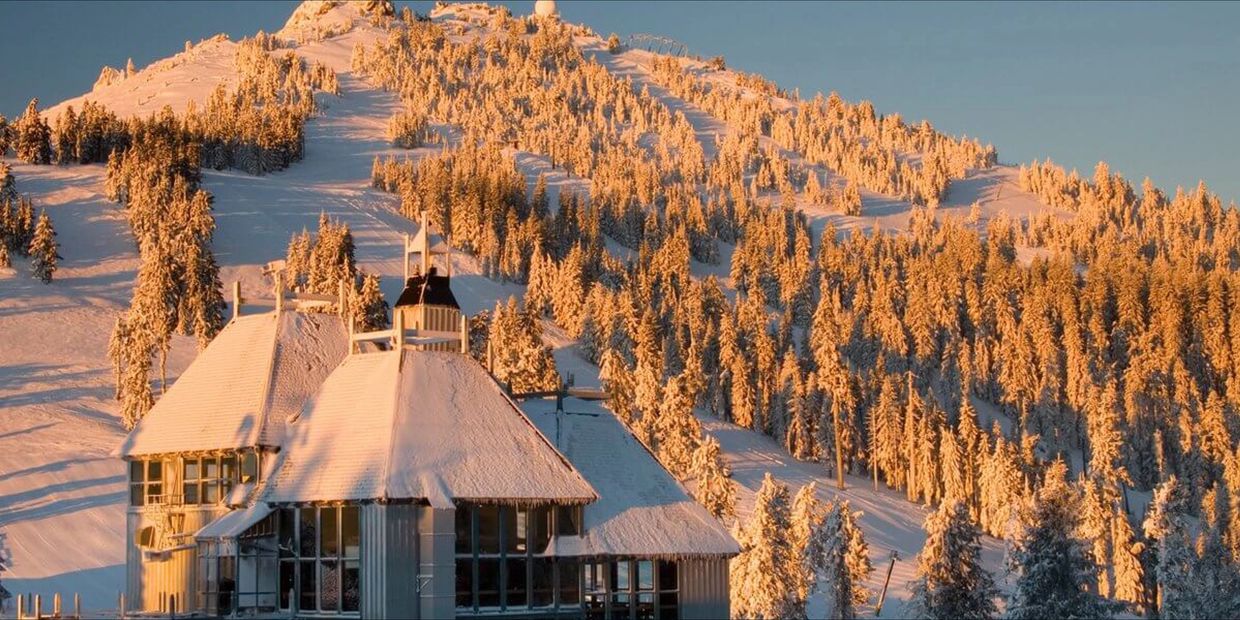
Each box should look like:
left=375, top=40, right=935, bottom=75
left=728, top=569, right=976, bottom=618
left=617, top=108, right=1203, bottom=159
left=808, top=498, right=872, bottom=619
left=654, top=371, right=702, bottom=478
left=689, top=436, right=736, bottom=520
left=14, top=98, right=51, bottom=165
left=28, top=211, right=59, bottom=283
left=1004, top=461, right=1117, bottom=619
left=350, top=272, right=389, bottom=331
left=730, top=473, right=798, bottom=620
left=790, top=482, right=823, bottom=605
left=907, top=500, right=998, bottom=620
left=1142, top=477, right=1199, bottom=619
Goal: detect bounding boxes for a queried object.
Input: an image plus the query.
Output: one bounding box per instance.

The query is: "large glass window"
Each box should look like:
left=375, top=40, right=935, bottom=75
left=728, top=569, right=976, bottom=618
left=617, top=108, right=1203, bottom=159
left=456, top=503, right=580, bottom=615
left=128, top=459, right=164, bottom=506
left=276, top=506, right=361, bottom=614
left=580, top=560, right=679, bottom=620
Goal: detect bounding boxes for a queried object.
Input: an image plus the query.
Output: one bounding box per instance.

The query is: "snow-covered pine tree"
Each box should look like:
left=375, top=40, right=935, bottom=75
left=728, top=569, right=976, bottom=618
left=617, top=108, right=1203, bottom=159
left=1141, top=476, right=1199, bottom=619
left=689, top=435, right=736, bottom=520
left=0, top=162, right=16, bottom=204
left=351, top=272, right=389, bottom=331
left=111, top=314, right=155, bottom=430
left=808, top=498, right=872, bottom=619
left=654, top=371, right=702, bottom=479
left=599, top=346, right=637, bottom=426
left=907, top=500, right=998, bottom=620
left=789, top=482, right=823, bottom=604
left=1109, top=504, right=1146, bottom=609
left=1004, top=460, right=1117, bottom=619
left=730, top=473, right=799, bottom=620
left=28, top=210, right=59, bottom=283
left=13, top=197, right=34, bottom=255
left=0, top=114, right=10, bottom=155
left=14, top=98, right=51, bottom=165
left=1193, top=483, right=1240, bottom=618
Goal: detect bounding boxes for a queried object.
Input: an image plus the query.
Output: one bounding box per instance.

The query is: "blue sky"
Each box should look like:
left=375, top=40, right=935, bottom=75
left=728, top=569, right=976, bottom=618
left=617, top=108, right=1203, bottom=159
left=0, top=1, right=1236, bottom=204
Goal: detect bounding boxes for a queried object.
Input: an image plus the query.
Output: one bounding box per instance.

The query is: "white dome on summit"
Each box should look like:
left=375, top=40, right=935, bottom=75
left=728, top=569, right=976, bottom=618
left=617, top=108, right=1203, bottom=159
left=534, top=0, right=559, bottom=18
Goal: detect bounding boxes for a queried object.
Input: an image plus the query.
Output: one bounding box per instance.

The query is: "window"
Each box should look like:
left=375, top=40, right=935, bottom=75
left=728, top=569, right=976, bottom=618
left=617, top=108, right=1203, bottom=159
left=196, top=542, right=236, bottom=617
left=276, top=506, right=361, bottom=614
left=580, top=560, right=679, bottom=620
left=182, top=453, right=249, bottom=505
left=456, top=503, right=575, bottom=615
left=556, top=505, right=582, bottom=536
left=129, top=459, right=164, bottom=506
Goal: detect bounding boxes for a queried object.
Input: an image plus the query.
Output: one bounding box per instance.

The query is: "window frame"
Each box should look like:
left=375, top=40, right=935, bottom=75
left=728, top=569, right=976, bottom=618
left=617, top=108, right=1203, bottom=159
left=276, top=505, right=361, bottom=615
left=455, top=502, right=576, bottom=615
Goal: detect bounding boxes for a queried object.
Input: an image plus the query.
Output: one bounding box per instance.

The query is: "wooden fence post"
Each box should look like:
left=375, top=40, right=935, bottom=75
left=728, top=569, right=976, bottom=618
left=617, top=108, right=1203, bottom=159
left=54, top=592, right=61, bottom=618
left=34, top=594, right=41, bottom=620
left=16, top=593, right=23, bottom=620
left=74, top=593, right=81, bottom=619
left=119, top=592, right=126, bottom=619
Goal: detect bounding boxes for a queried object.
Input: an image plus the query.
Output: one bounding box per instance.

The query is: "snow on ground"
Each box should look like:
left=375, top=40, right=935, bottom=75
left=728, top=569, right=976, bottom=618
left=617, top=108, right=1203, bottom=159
left=0, top=164, right=198, bottom=610
left=0, top=4, right=1067, bottom=613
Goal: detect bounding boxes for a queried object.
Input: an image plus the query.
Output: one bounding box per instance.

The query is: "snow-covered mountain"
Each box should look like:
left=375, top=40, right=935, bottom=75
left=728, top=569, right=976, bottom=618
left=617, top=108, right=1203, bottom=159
left=1, top=1, right=1094, bottom=615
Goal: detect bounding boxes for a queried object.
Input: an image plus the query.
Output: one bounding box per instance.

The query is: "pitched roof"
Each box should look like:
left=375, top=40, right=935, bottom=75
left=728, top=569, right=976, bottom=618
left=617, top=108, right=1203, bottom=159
left=524, top=399, right=740, bottom=559
left=117, top=311, right=348, bottom=457
left=262, top=349, right=597, bottom=505
left=394, top=272, right=460, bottom=309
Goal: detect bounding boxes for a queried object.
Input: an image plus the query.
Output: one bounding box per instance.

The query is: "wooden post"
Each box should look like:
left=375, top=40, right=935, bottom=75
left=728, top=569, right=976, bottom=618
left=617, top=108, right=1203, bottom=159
left=459, top=314, right=468, bottom=354
left=232, top=281, right=242, bottom=320
left=16, top=593, right=22, bottom=620
left=338, top=279, right=349, bottom=317
left=403, top=232, right=410, bottom=282
left=74, top=593, right=80, bottom=619
left=119, top=592, right=125, bottom=619
left=874, top=550, right=899, bottom=617
left=34, top=594, right=41, bottom=620
left=274, top=271, right=285, bottom=313
left=53, top=592, right=61, bottom=617
left=393, top=307, right=405, bottom=349
left=419, top=211, right=430, bottom=276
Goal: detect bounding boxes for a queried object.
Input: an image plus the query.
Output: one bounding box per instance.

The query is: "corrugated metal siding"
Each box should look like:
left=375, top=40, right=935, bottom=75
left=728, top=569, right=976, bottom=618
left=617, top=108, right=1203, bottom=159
left=362, top=503, right=388, bottom=618
left=362, top=503, right=422, bottom=619
left=418, top=506, right=455, bottom=619
left=385, top=504, right=420, bottom=619
left=398, top=305, right=462, bottom=352
left=678, top=558, right=730, bottom=620
left=127, top=506, right=221, bottom=613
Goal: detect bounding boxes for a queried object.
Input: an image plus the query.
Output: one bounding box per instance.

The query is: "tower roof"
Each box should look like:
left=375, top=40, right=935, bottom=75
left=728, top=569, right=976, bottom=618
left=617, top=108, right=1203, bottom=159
left=394, top=270, right=460, bottom=309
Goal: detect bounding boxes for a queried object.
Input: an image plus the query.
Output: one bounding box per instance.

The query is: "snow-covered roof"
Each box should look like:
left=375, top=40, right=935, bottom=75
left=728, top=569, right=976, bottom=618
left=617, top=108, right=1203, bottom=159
left=195, top=503, right=274, bottom=540
left=117, top=311, right=348, bottom=457
left=525, top=399, right=740, bottom=559
left=262, top=349, right=597, bottom=505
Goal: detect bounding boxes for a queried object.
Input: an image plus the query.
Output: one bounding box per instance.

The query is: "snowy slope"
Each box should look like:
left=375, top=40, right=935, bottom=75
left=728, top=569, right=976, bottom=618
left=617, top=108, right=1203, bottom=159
left=0, top=2, right=1066, bottom=614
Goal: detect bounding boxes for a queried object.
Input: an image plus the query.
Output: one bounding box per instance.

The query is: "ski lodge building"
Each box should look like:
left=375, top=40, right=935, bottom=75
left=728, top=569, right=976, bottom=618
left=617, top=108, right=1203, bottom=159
left=115, top=227, right=737, bottom=619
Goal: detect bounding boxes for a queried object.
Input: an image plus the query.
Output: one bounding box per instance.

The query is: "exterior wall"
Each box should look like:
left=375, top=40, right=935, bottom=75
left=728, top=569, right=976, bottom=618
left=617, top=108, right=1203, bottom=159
left=361, top=503, right=424, bottom=619
left=678, top=557, right=730, bottom=620
left=418, top=506, right=456, bottom=619
left=125, top=506, right=223, bottom=614
left=398, top=304, right=462, bottom=352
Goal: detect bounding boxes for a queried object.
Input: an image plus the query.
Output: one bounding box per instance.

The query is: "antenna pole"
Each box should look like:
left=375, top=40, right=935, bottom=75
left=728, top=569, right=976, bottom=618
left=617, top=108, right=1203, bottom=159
left=232, top=282, right=242, bottom=320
